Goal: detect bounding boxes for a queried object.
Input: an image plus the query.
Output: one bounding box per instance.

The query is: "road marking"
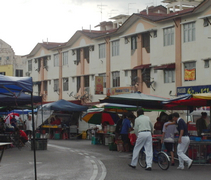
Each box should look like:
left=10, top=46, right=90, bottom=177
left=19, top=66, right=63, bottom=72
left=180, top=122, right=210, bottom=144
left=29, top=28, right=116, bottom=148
left=48, top=144, right=107, bottom=180
left=98, top=160, right=107, bottom=180
left=90, top=159, right=98, bottom=180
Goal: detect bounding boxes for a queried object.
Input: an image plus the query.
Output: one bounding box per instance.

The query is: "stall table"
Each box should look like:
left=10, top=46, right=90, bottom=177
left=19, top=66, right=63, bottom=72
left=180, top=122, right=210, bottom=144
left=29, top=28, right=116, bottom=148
left=189, top=140, right=211, bottom=164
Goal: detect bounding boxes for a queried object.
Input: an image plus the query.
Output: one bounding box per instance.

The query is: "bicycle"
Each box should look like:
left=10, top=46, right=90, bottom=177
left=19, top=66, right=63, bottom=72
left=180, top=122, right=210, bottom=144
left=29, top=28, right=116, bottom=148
left=138, top=139, right=170, bottom=170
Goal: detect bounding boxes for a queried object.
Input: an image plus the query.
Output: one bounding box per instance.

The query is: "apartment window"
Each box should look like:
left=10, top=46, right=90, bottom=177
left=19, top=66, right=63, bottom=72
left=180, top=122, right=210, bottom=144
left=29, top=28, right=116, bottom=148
left=84, top=76, right=89, bottom=87
left=142, top=33, right=150, bottom=53
left=15, top=69, right=23, bottom=77
left=76, top=49, right=81, bottom=61
left=131, top=36, right=137, bottom=50
left=54, top=54, right=59, bottom=67
left=99, top=43, right=106, bottom=59
left=112, top=40, right=119, bottom=56
left=112, top=71, right=120, bottom=87
left=131, top=70, right=138, bottom=86
left=99, top=73, right=106, bottom=88
left=28, top=60, right=32, bottom=71
left=77, top=77, right=81, bottom=93
left=43, top=58, right=48, bottom=67
left=63, top=51, right=68, bottom=65
left=6, top=56, right=9, bottom=60
left=184, top=62, right=196, bottom=81
left=184, top=22, right=195, bottom=42
left=204, top=18, right=209, bottom=27
left=54, top=79, right=59, bottom=92
left=164, top=70, right=175, bottom=83
left=0, top=57, right=1, bottom=60
left=63, top=78, right=69, bottom=91
left=84, top=47, right=89, bottom=63
left=204, top=60, right=209, bottom=68
left=43, top=81, right=48, bottom=94
left=164, top=27, right=174, bottom=46
left=0, top=72, right=6, bottom=75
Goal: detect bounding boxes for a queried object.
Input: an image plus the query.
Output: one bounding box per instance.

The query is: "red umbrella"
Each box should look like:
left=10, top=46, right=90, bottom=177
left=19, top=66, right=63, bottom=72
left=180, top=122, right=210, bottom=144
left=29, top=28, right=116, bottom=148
left=4, top=113, right=20, bottom=124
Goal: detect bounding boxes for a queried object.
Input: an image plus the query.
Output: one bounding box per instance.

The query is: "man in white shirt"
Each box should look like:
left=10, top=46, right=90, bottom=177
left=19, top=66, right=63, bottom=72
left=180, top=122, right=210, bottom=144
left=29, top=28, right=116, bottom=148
left=128, top=109, right=153, bottom=171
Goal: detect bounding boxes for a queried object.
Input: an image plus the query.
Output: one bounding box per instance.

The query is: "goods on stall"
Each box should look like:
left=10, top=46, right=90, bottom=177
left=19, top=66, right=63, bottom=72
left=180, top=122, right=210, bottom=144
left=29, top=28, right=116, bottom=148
left=115, top=139, right=124, bottom=152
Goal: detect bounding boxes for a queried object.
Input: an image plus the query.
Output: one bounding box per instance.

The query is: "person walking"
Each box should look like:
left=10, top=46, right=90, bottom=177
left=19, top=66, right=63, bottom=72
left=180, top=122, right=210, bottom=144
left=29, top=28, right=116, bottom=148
left=172, top=112, right=193, bottom=170
left=161, top=114, right=178, bottom=166
left=120, top=113, right=132, bottom=152
left=128, top=109, right=153, bottom=171
left=25, top=114, right=33, bottom=140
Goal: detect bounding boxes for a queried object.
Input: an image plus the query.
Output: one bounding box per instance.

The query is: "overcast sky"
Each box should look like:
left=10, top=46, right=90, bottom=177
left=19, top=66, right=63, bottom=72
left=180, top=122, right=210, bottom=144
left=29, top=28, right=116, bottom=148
left=0, top=0, right=165, bottom=55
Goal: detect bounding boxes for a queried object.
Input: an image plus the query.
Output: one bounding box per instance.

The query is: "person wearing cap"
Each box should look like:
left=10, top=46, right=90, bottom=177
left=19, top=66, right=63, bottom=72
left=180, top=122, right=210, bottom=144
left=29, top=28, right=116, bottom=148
left=196, top=112, right=207, bottom=137
left=128, top=109, right=153, bottom=171
left=25, top=114, right=32, bottom=140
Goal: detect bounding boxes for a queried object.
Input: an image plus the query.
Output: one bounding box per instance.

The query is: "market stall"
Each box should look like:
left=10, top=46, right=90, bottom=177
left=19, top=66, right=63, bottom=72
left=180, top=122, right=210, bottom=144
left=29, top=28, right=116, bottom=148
left=0, top=75, right=38, bottom=179
left=39, top=99, right=88, bottom=139
left=162, top=93, right=211, bottom=165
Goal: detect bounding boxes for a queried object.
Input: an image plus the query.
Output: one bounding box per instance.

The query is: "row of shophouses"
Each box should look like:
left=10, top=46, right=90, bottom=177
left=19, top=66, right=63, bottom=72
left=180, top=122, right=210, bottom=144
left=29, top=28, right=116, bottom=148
left=1, top=0, right=211, bottom=106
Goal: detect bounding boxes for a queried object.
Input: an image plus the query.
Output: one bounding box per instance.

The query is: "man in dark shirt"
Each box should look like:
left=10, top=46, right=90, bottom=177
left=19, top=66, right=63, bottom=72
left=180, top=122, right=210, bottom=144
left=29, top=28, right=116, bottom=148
left=196, top=112, right=207, bottom=137
left=172, top=112, right=193, bottom=170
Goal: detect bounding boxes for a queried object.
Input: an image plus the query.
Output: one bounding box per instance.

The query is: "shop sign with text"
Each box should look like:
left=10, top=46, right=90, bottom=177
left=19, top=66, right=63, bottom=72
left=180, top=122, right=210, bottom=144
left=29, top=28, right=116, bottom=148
left=177, top=85, right=211, bottom=96
left=106, top=87, right=132, bottom=96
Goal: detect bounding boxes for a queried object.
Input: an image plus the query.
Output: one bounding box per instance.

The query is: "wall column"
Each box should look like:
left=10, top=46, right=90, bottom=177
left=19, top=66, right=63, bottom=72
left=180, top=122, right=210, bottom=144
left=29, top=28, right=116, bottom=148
left=106, top=37, right=111, bottom=89
left=80, top=48, right=85, bottom=95
left=175, top=18, right=182, bottom=91
left=59, top=49, right=62, bottom=100
left=137, top=34, right=143, bottom=92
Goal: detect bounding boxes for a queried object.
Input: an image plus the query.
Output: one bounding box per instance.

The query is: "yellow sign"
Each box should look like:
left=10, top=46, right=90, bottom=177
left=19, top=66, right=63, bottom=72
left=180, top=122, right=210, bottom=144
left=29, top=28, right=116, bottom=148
left=106, top=87, right=132, bottom=96
left=184, top=69, right=196, bottom=81
left=95, top=76, right=103, bottom=94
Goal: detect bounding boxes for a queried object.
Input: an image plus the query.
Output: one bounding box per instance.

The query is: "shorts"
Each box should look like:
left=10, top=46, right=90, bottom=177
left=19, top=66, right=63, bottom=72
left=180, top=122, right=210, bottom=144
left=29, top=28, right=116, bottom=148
left=164, top=142, right=174, bottom=153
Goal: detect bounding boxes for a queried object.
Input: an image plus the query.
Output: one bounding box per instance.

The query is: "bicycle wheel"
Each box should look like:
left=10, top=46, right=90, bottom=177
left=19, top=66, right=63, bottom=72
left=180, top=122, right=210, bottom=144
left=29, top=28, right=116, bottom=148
left=157, top=152, right=170, bottom=170
left=138, top=150, right=147, bottom=168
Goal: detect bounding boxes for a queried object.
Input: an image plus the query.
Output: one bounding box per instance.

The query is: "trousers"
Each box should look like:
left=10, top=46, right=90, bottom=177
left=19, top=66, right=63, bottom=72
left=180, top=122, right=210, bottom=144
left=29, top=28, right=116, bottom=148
left=131, top=131, right=152, bottom=168
left=177, top=136, right=191, bottom=167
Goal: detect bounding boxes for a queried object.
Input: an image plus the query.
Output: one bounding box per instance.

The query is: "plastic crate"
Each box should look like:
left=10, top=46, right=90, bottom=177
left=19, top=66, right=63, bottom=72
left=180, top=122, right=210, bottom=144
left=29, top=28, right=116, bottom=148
left=31, top=138, right=47, bottom=150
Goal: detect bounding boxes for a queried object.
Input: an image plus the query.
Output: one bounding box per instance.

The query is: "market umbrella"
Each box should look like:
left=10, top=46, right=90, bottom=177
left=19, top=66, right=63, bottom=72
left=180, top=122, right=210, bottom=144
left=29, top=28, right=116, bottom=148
left=4, top=112, right=20, bottom=124
left=100, top=92, right=169, bottom=109
left=93, top=103, right=140, bottom=113
left=82, top=111, right=120, bottom=125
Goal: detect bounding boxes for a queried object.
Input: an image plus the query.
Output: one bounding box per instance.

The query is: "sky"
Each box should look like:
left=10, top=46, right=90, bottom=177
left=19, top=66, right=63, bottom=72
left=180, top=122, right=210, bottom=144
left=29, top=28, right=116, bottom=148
left=0, top=0, right=165, bottom=55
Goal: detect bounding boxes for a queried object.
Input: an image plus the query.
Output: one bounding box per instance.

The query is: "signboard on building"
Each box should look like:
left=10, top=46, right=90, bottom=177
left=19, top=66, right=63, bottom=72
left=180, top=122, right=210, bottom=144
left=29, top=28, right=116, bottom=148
left=184, top=69, right=196, bottom=81
left=106, top=87, right=132, bottom=96
left=95, top=76, right=103, bottom=94
left=177, top=85, right=211, bottom=96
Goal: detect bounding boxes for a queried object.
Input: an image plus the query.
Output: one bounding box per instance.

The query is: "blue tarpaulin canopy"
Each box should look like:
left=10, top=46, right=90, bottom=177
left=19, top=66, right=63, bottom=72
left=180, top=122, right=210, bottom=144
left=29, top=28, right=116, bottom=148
left=0, top=75, right=33, bottom=93
left=0, top=75, right=37, bottom=179
left=0, top=92, right=42, bottom=106
left=41, top=99, right=88, bottom=112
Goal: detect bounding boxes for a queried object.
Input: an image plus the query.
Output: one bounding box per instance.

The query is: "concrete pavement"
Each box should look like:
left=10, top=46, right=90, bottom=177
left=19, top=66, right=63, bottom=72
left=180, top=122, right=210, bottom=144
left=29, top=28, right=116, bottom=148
left=1, top=139, right=211, bottom=180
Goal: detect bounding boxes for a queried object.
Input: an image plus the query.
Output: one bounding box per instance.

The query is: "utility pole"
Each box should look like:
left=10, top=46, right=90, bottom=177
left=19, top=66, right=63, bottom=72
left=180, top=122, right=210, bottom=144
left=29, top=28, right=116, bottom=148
left=97, top=3, right=107, bottom=22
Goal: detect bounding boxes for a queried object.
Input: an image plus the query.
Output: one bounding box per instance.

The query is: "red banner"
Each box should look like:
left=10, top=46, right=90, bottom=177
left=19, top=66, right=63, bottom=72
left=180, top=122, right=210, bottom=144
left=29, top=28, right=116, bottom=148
left=95, top=76, right=103, bottom=94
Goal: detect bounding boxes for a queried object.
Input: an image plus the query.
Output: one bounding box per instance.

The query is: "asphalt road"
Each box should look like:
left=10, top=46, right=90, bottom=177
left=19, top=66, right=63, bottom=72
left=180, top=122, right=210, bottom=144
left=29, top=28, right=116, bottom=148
left=1, top=139, right=211, bottom=180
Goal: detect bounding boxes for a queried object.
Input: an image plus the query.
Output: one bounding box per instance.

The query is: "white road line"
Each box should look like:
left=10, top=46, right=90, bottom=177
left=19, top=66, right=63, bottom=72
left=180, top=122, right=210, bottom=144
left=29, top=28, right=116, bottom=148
left=48, top=143, right=107, bottom=180
left=90, top=159, right=98, bottom=180
left=97, top=159, right=107, bottom=180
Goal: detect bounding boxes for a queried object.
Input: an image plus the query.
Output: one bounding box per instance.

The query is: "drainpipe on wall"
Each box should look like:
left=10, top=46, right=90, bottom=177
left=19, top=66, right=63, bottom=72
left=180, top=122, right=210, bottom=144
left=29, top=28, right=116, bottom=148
left=59, top=49, right=62, bottom=100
